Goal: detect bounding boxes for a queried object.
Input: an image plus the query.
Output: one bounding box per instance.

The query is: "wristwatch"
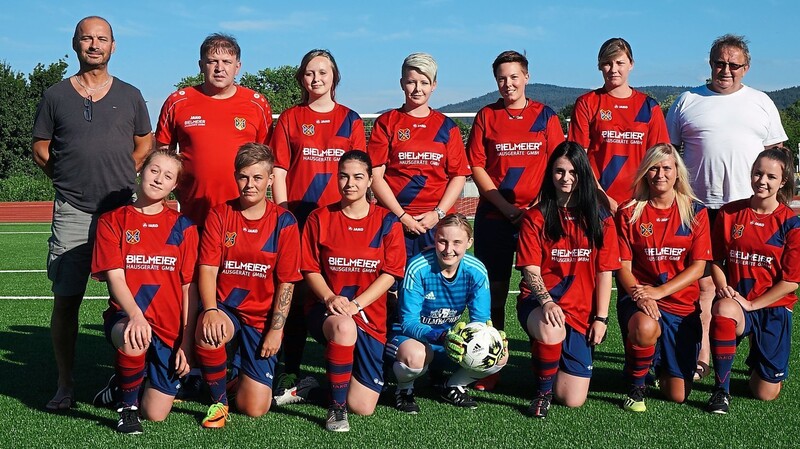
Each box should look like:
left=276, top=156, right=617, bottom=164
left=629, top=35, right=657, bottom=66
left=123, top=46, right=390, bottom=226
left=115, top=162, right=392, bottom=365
left=593, top=316, right=609, bottom=324
left=434, top=207, right=446, bottom=219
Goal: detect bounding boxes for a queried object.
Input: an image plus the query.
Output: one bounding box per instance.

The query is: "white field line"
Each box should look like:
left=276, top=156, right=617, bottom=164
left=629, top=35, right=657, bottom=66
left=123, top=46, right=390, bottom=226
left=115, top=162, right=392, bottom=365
left=0, top=269, right=46, bottom=273
left=0, top=296, right=107, bottom=300
left=0, top=231, right=49, bottom=234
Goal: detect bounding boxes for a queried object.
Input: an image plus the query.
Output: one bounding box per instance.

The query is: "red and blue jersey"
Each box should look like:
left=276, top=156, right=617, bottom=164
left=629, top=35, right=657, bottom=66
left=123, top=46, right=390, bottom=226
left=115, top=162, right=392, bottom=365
left=516, top=206, right=620, bottom=333
left=569, top=89, right=669, bottom=203
left=367, top=108, right=471, bottom=215
left=155, top=85, right=273, bottom=225
left=301, top=203, right=406, bottom=342
left=467, top=99, right=565, bottom=218
left=199, top=200, right=302, bottom=331
left=92, top=205, right=199, bottom=347
left=271, top=103, right=367, bottom=226
left=616, top=201, right=712, bottom=316
left=712, top=199, right=800, bottom=309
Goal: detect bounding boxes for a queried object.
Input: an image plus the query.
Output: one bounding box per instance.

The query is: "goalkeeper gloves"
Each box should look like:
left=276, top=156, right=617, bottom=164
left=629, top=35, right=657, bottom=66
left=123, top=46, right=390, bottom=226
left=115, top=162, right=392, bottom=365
left=487, top=320, right=509, bottom=359
left=445, top=321, right=466, bottom=363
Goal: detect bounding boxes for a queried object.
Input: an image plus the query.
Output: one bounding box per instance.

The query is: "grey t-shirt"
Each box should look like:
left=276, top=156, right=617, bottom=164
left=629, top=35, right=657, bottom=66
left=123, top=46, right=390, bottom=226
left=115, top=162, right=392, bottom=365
left=33, top=78, right=152, bottom=213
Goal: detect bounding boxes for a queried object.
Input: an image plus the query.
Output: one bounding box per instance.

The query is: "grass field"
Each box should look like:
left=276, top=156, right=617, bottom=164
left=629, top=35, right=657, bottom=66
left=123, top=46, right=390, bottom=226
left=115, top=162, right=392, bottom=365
left=0, top=222, right=798, bottom=448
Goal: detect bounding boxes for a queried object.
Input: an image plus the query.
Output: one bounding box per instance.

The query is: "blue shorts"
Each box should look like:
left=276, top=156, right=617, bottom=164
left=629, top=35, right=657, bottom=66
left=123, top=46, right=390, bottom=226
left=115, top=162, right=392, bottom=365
left=516, top=299, right=594, bottom=378
left=104, top=312, right=182, bottom=396
left=385, top=328, right=456, bottom=375
left=617, top=297, right=700, bottom=380
left=218, top=303, right=277, bottom=388
left=404, top=228, right=436, bottom=260
left=474, top=214, right=518, bottom=283
left=307, top=302, right=386, bottom=393
left=741, top=306, right=792, bottom=383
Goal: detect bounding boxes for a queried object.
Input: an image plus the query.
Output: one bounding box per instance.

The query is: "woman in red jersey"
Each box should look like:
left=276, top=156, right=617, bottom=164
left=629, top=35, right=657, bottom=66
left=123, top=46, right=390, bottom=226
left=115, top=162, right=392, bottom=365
left=301, top=150, right=406, bottom=431
left=368, top=52, right=471, bottom=259
left=706, top=148, right=799, bottom=414
left=515, top=141, right=619, bottom=419
left=194, top=143, right=302, bottom=429
left=615, top=143, right=711, bottom=412
left=92, top=149, right=199, bottom=434
left=569, top=37, right=668, bottom=213
left=466, top=51, right=565, bottom=391
left=270, top=49, right=367, bottom=402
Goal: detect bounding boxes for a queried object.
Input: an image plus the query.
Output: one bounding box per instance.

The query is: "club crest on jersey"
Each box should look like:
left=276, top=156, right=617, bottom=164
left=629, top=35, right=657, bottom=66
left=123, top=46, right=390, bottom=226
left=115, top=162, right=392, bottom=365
left=599, top=109, right=612, bottom=121
left=125, top=229, right=141, bottom=244
left=224, top=232, right=237, bottom=248
left=398, top=128, right=411, bottom=141
left=302, top=124, right=315, bottom=136
left=234, top=117, right=246, bottom=131
left=732, top=224, right=744, bottom=239
left=639, top=222, right=654, bottom=237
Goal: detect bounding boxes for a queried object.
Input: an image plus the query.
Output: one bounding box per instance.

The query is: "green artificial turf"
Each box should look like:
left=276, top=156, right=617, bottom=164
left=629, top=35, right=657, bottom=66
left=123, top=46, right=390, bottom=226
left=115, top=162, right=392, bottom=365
left=0, top=224, right=797, bottom=448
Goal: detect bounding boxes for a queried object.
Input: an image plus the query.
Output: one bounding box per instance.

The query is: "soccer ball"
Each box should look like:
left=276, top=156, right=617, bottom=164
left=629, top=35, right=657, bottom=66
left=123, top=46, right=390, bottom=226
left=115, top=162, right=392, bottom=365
left=458, top=322, right=504, bottom=371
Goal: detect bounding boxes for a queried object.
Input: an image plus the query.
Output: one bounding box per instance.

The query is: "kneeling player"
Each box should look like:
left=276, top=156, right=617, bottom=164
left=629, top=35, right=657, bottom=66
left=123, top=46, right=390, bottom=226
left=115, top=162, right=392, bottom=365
left=302, top=151, right=406, bottom=431
left=387, top=214, right=508, bottom=413
left=194, top=143, right=301, bottom=428
left=707, top=148, right=800, bottom=414
left=516, top=141, right=620, bottom=418
left=92, top=149, right=199, bottom=434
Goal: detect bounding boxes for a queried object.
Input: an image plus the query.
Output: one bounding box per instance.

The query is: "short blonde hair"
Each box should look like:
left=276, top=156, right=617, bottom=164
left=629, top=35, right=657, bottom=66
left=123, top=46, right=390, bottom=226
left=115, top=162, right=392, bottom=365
left=402, top=52, right=437, bottom=83
left=597, top=37, right=633, bottom=69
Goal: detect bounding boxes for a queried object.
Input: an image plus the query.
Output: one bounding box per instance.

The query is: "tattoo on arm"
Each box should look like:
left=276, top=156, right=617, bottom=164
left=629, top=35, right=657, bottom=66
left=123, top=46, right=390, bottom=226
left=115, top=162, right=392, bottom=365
left=271, top=284, right=294, bottom=330
left=523, top=270, right=552, bottom=305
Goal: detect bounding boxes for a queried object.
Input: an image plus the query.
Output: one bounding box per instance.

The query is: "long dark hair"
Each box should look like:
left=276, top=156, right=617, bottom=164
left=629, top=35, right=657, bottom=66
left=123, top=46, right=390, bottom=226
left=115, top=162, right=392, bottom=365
left=754, top=147, right=795, bottom=205
left=538, top=141, right=604, bottom=248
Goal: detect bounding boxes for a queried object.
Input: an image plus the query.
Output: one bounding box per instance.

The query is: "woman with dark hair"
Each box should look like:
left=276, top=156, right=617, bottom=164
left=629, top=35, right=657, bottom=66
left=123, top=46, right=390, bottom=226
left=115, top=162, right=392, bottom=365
left=615, top=143, right=711, bottom=412
left=569, top=37, right=668, bottom=213
left=194, top=143, right=302, bottom=429
left=270, top=49, right=366, bottom=399
left=301, top=150, right=406, bottom=431
left=91, top=149, right=199, bottom=434
left=515, top=141, right=620, bottom=418
left=466, top=51, right=564, bottom=391
left=707, top=148, right=799, bottom=414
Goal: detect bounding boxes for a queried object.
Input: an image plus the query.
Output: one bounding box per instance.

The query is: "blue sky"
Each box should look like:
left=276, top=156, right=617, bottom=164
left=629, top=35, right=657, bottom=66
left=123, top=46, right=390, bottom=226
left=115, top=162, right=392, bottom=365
left=2, top=0, right=798, bottom=124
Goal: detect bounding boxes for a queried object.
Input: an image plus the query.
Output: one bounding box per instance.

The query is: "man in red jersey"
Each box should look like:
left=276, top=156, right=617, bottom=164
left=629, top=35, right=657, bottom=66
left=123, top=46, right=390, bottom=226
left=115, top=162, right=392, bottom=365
left=156, top=33, right=273, bottom=226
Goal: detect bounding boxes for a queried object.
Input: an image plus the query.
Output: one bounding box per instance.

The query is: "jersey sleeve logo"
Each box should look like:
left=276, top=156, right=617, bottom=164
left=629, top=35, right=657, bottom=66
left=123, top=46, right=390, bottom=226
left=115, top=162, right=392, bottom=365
left=224, top=231, right=237, bottom=248
left=234, top=117, right=247, bottom=131
left=302, top=124, right=315, bottom=136
left=397, top=128, right=411, bottom=141
left=732, top=223, right=744, bottom=239
left=599, top=109, right=612, bottom=121
left=639, top=222, right=653, bottom=237
left=125, top=229, right=141, bottom=244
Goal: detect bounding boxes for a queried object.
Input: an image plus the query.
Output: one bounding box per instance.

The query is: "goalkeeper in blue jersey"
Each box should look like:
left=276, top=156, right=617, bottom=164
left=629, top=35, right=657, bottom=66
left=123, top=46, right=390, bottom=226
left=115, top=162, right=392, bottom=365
left=385, top=214, right=508, bottom=413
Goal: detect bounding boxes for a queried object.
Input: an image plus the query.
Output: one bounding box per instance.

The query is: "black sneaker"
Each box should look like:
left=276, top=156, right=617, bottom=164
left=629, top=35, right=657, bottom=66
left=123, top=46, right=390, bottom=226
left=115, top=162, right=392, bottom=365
left=395, top=389, right=420, bottom=414
left=440, top=385, right=477, bottom=409
left=93, top=374, right=119, bottom=409
left=707, top=388, right=731, bottom=414
left=274, top=375, right=320, bottom=406
left=175, top=374, right=204, bottom=401
left=325, top=404, right=350, bottom=432
left=526, top=393, right=552, bottom=418
left=116, top=406, right=142, bottom=435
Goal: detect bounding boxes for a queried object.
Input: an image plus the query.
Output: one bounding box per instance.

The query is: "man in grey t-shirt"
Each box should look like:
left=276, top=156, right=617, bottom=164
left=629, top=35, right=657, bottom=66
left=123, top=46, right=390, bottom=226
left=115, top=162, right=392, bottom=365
left=31, top=15, right=152, bottom=410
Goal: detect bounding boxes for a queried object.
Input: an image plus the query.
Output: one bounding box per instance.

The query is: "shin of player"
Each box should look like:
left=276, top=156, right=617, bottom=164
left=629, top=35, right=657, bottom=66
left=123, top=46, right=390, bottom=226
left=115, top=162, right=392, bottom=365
left=387, top=215, right=508, bottom=413
left=707, top=148, right=798, bottom=414
left=516, top=142, right=619, bottom=418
